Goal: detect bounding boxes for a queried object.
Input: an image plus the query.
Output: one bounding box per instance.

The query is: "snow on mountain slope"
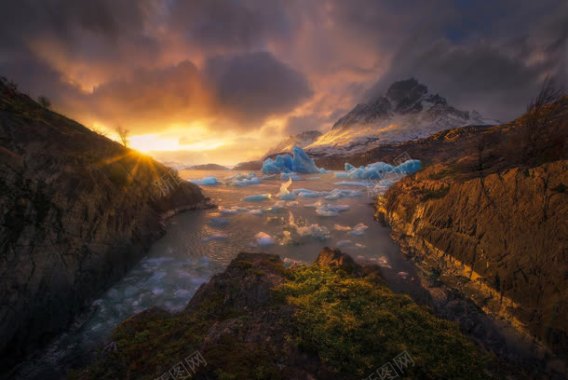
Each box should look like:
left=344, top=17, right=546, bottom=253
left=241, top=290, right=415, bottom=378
left=306, top=78, right=498, bottom=156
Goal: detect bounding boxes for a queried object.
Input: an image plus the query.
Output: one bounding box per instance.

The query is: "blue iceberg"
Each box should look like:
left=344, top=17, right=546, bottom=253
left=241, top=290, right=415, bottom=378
left=336, top=159, right=422, bottom=179
left=262, top=146, right=321, bottom=174
left=243, top=193, right=272, bottom=202
left=227, top=172, right=261, bottom=187
left=190, top=176, right=219, bottom=186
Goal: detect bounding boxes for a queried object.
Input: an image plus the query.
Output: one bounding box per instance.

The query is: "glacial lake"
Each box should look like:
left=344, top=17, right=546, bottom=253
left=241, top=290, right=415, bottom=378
left=13, top=170, right=422, bottom=379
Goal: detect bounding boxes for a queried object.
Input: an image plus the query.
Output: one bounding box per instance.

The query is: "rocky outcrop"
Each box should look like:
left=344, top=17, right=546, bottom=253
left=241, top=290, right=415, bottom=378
left=232, top=160, right=262, bottom=171
left=377, top=96, right=568, bottom=361
left=0, top=79, right=208, bottom=374
left=75, top=249, right=510, bottom=380
left=187, top=163, right=229, bottom=171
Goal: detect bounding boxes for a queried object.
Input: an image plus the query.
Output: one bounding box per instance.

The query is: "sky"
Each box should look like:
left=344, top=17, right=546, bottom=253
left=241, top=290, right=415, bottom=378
left=1, top=0, right=567, bottom=166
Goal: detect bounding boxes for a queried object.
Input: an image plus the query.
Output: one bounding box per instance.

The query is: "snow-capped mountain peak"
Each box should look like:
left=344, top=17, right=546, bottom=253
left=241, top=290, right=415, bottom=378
left=308, top=78, right=498, bottom=156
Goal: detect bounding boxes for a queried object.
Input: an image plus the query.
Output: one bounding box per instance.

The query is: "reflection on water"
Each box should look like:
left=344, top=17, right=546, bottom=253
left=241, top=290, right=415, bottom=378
left=14, top=170, right=417, bottom=379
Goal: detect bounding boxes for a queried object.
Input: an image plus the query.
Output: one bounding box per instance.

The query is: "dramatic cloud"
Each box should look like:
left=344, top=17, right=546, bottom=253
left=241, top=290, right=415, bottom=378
left=0, top=0, right=566, bottom=164
left=205, top=52, right=313, bottom=125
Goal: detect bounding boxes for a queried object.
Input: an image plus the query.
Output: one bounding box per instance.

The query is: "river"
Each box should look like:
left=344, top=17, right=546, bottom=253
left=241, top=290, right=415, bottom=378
left=12, top=169, right=422, bottom=379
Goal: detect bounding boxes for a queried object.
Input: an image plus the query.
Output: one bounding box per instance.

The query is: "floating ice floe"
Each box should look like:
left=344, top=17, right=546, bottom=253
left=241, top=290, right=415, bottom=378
left=324, top=189, right=362, bottom=200
left=243, top=193, right=272, bottom=202
left=190, top=176, right=219, bottom=186
left=219, top=206, right=249, bottom=215
left=280, top=172, right=301, bottom=181
left=227, top=172, right=261, bottom=187
left=262, top=146, right=322, bottom=174
left=286, top=212, right=330, bottom=241
left=267, top=201, right=287, bottom=213
left=315, top=203, right=350, bottom=217
left=277, top=178, right=296, bottom=200
left=335, top=181, right=370, bottom=187
left=336, top=239, right=354, bottom=248
left=348, top=223, right=368, bottom=236
left=335, top=159, right=422, bottom=180
left=293, top=188, right=322, bottom=198
left=255, top=232, right=276, bottom=246
left=334, top=224, right=352, bottom=231
left=208, top=217, right=230, bottom=227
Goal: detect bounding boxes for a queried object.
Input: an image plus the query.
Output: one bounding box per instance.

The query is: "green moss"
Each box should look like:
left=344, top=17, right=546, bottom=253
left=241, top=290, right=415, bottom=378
left=76, top=260, right=494, bottom=380
left=276, top=265, right=491, bottom=379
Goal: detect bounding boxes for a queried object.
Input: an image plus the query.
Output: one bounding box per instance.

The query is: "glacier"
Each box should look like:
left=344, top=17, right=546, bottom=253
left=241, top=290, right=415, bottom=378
left=336, top=159, right=422, bottom=179
left=262, top=146, right=322, bottom=174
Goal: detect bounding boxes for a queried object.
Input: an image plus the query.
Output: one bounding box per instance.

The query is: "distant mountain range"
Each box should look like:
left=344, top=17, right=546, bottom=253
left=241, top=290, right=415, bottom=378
left=260, top=78, right=498, bottom=162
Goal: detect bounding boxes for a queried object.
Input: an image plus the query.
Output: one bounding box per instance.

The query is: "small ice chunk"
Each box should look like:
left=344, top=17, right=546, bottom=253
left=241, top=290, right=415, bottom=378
left=295, top=224, right=330, bottom=240
left=335, top=181, right=370, bottom=187
left=266, top=201, right=286, bottom=213
left=249, top=208, right=264, bottom=216
left=190, top=176, right=219, bottom=186
left=219, top=206, right=248, bottom=215
left=287, top=212, right=330, bottom=240
left=336, top=239, right=353, bottom=248
left=227, top=172, right=261, bottom=187
left=324, top=189, right=362, bottom=200
left=280, top=172, right=301, bottom=181
left=315, top=203, right=350, bottom=217
left=293, top=188, right=322, bottom=198
left=334, top=224, right=352, bottom=231
left=348, top=223, right=368, bottom=236
left=243, top=193, right=272, bottom=202
left=377, top=256, right=391, bottom=268
left=277, top=178, right=296, bottom=200
left=255, top=232, right=276, bottom=246
left=209, top=217, right=229, bottom=227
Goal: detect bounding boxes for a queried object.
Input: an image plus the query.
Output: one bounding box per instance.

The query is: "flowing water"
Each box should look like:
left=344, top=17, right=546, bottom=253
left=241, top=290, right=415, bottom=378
left=13, top=170, right=420, bottom=379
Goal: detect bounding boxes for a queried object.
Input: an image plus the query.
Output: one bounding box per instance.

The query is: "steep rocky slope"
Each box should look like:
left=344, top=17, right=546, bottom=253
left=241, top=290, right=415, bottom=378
left=75, top=249, right=515, bottom=380
left=377, top=96, right=568, bottom=361
left=0, top=78, right=208, bottom=373
left=306, top=78, right=496, bottom=157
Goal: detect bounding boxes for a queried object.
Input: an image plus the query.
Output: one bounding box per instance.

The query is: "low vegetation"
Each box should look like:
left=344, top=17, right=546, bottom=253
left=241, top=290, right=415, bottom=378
left=74, top=255, right=494, bottom=379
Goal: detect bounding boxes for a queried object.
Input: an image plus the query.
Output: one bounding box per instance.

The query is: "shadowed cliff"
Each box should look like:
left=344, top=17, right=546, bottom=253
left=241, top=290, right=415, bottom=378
left=0, top=78, right=208, bottom=374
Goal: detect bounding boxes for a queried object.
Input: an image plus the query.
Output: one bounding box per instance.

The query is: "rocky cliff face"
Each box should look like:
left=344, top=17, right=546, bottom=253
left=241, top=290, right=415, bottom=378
left=377, top=96, right=568, bottom=360
left=75, top=248, right=511, bottom=380
left=0, top=79, right=207, bottom=373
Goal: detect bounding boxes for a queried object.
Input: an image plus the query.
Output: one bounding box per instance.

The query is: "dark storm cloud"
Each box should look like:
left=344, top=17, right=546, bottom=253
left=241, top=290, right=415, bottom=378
left=168, top=0, right=295, bottom=52
left=362, top=0, right=568, bottom=121
left=204, top=51, right=313, bottom=124
left=0, top=0, right=566, bottom=133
